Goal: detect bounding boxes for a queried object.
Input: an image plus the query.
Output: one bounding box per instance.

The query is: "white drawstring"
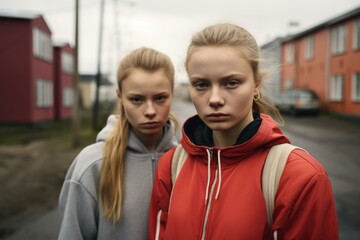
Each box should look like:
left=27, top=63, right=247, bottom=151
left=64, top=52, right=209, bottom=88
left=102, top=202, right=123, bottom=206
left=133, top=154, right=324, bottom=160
left=205, top=149, right=222, bottom=203
left=215, top=150, right=222, bottom=199
left=205, top=149, right=211, bottom=204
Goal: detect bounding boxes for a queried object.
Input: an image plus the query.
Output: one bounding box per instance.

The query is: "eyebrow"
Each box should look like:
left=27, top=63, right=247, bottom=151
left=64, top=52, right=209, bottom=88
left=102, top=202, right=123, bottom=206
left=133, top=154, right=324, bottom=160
left=190, top=73, right=245, bottom=82
left=126, top=91, right=171, bottom=97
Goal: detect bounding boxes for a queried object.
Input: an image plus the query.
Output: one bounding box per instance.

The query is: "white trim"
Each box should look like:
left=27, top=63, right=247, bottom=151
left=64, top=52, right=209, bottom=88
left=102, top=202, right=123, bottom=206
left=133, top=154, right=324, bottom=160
left=155, top=209, right=162, bottom=240
left=201, top=170, right=218, bottom=240
left=274, top=230, right=278, bottom=240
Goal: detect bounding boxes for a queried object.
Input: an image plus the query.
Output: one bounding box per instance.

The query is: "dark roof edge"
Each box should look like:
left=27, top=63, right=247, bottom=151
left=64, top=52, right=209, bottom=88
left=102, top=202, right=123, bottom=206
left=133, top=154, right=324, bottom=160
left=0, top=10, right=42, bottom=20
left=284, top=6, right=360, bottom=42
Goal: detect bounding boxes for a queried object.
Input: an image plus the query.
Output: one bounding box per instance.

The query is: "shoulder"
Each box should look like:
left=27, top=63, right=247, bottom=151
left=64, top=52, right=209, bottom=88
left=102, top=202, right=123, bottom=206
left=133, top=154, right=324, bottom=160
left=286, top=148, right=327, bottom=177
left=65, top=142, right=104, bottom=183
left=156, top=146, right=177, bottom=175
left=280, top=148, right=330, bottom=194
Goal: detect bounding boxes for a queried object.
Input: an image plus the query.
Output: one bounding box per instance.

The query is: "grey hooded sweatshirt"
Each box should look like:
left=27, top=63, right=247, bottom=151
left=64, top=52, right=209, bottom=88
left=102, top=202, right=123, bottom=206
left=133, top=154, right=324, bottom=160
left=58, top=115, right=177, bottom=240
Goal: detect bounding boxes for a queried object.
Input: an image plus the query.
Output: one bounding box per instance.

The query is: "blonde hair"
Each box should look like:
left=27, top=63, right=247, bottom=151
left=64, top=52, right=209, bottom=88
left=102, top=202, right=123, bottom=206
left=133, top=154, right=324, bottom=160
left=100, top=47, right=178, bottom=222
left=185, top=23, right=283, bottom=122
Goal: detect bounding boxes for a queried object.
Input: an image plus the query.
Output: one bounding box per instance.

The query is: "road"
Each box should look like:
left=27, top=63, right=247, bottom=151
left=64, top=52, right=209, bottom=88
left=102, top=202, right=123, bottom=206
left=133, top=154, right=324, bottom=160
left=2, top=99, right=359, bottom=240
left=281, top=115, right=360, bottom=240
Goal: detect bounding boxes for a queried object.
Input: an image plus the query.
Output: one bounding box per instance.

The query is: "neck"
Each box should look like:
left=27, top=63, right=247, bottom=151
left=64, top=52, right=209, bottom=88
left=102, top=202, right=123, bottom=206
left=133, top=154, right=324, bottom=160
left=213, top=130, right=238, bottom=147
left=137, top=131, right=163, bottom=153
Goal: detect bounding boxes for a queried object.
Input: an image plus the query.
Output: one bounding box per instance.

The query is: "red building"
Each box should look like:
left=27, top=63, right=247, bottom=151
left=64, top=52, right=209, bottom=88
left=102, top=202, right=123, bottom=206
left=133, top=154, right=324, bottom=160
left=0, top=12, right=74, bottom=124
left=281, top=6, right=360, bottom=117
left=53, top=43, right=74, bottom=120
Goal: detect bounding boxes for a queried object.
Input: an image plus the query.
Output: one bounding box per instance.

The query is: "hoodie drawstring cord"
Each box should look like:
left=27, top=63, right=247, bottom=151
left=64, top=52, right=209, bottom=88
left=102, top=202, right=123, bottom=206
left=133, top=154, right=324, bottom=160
left=215, top=150, right=222, bottom=199
left=205, top=148, right=211, bottom=204
left=205, top=149, right=222, bottom=203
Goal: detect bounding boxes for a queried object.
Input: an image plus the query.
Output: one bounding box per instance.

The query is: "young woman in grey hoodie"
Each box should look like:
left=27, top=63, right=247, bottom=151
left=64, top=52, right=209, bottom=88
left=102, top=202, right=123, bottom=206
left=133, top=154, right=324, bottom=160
left=58, top=47, right=178, bottom=240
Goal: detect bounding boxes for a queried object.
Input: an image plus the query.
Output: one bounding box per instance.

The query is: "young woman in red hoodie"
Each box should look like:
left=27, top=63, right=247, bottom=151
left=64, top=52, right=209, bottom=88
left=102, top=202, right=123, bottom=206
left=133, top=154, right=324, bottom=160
left=149, top=23, right=338, bottom=240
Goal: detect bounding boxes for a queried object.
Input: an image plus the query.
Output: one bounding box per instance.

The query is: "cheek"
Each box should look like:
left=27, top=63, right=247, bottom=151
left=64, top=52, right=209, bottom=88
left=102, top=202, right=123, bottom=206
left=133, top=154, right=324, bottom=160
left=189, top=90, right=202, bottom=106
left=159, top=103, right=172, bottom=118
left=122, top=105, right=138, bottom=122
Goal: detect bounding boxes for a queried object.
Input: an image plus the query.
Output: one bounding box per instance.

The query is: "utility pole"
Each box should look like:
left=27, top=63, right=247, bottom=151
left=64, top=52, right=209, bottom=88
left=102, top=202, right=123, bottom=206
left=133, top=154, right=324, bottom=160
left=92, top=0, right=105, bottom=130
left=72, top=0, right=81, bottom=147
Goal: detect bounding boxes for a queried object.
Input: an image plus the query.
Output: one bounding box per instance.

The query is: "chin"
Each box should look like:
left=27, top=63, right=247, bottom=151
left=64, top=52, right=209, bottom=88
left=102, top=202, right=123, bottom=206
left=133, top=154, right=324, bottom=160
left=142, top=128, right=163, bottom=135
left=205, top=122, right=232, bottom=131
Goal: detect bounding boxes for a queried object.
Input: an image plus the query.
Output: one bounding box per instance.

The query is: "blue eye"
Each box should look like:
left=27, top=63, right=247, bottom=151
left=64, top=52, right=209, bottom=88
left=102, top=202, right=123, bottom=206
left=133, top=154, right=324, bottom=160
left=130, top=97, right=142, bottom=104
left=156, top=96, right=166, bottom=103
left=194, top=82, right=208, bottom=90
left=225, top=80, right=239, bottom=89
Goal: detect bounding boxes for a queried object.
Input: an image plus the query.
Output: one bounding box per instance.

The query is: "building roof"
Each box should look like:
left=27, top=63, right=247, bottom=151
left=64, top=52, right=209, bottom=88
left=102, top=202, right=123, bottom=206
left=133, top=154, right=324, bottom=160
left=53, top=41, right=72, bottom=48
left=0, top=11, right=41, bottom=20
left=79, top=74, right=114, bottom=86
left=260, top=37, right=284, bottom=49
left=284, top=5, right=360, bottom=42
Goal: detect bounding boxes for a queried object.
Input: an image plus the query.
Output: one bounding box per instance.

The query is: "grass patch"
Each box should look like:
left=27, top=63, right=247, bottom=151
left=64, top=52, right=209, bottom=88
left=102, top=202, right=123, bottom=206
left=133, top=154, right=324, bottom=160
left=0, top=116, right=99, bottom=146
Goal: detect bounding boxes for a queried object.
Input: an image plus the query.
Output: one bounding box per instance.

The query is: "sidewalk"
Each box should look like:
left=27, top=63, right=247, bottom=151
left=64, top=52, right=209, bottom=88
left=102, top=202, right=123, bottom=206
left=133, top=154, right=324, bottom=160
left=1, top=208, right=60, bottom=240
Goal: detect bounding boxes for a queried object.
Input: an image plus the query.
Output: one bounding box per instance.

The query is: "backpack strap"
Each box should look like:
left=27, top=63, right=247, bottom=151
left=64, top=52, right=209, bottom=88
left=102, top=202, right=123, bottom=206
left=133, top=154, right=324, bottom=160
left=262, top=143, right=301, bottom=227
left=171, top=145, right=188, bottom=184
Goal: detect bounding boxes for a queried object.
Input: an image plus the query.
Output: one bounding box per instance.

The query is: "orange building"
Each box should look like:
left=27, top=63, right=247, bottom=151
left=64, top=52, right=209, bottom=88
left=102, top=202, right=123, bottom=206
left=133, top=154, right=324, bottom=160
left=281, top=6, right=360, bottom=117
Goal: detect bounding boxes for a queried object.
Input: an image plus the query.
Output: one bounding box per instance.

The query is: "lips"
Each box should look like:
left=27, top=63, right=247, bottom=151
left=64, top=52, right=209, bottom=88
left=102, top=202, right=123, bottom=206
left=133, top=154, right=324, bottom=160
left=141, top=121, right=161, bottom=129
left=206, top=113, right=229, bottom=122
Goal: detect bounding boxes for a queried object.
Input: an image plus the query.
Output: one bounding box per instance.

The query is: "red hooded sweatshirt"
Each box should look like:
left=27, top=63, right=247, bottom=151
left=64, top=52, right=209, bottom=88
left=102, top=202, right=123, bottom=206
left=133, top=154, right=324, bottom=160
left=149, top=113, right=338, bottom=240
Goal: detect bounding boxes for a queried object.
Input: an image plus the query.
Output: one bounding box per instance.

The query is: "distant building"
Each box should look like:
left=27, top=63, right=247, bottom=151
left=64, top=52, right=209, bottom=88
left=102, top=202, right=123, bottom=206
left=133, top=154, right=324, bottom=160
left=280, top=6, right=360, bottom=116
left=260, top=37, right=284, bottom=103
left=79, top=74, right=116, bottom=109
left=53, top=42, right=74, bottom=120
left=0, top=11, right=75, bottom=124
left=174, top=81, right=190, bottom=101
left=0, top=12, right=54, bottom=124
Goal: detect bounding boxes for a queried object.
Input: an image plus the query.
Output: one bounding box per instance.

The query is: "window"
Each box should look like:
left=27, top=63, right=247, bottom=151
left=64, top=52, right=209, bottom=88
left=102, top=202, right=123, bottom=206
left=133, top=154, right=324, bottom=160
left=305, top=35, right=314, bottom=60
left=353, top=18, right=360, bottom=50
left=330, top=74, right=344, bottom=101
left=35, top=79, right=53, bottom=107
left=33, top=27, right=53, bottom=61
left=352, top=73, right=360, bottom=102
left=63, top=87, right=73, bottom=107
left=284, top=79, right=294, bottom=90
left=285, top=43, right=295, bottom=63
left=62, top=52, right=74, bottom=74
left=331, top=25, right=346, bottom=55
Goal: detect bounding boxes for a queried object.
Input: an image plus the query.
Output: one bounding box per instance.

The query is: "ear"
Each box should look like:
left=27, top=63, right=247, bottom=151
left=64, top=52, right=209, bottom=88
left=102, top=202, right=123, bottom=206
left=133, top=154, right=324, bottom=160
left=116, top=89, right=122, bottom=103
left=254, top=86, right=260, bottom=96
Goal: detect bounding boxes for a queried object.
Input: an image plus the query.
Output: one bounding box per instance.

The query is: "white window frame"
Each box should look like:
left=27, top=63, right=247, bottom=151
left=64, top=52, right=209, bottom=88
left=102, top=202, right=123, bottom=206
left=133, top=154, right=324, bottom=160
left=331, top=24, right=346, bottom=55
left=35, top=79, right=53, bottom=108
left=33, top=27, right=53, bottom=61
left=352, top=73, right=360, bottom=102
left=330, top=74, right=344, bottom=101
left=62, top=87, right=73, bottom=107
left=285, top=43, right=295, bottom=64
left=305, top=35, right=314, bottom=60
left=61, top=52, right=74, bottom=74
left=353, top=18, right=360, bottom=50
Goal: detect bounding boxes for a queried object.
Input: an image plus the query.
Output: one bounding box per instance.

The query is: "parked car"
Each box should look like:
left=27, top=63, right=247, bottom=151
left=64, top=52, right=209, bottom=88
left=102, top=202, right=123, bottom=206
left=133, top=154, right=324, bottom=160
left=276, top=89, right=320, bottom=116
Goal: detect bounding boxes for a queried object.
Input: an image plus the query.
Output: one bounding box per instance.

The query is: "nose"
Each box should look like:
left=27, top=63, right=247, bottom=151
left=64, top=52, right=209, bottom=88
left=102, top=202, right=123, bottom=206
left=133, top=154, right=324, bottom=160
left=144, top=101, right=156, bottom=118
left=209, top=87, right=225, bottom=108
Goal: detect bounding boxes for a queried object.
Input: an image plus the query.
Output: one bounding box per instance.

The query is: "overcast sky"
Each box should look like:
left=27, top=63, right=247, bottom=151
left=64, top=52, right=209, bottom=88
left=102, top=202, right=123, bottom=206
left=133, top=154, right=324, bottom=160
left=1, top=0, right=360, bottom=82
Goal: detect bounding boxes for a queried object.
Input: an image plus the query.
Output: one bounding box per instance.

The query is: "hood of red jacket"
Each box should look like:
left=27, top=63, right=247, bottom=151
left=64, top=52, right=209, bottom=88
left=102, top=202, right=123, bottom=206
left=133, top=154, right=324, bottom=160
left=180, top=113, right=290, bottom=162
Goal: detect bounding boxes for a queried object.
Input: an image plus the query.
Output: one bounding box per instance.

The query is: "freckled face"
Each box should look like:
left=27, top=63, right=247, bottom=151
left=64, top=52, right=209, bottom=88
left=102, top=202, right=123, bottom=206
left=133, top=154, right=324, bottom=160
left=187, top=46, right=259, bottom=136
left=118, top=69, right=172, bottom=140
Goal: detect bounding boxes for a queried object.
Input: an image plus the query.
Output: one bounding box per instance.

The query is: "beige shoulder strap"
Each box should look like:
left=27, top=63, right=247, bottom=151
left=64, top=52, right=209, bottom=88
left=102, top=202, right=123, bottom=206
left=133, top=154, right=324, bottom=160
left=171, top=145, right=188, bottom=184
left=262, top=143, right=301, bottom=227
